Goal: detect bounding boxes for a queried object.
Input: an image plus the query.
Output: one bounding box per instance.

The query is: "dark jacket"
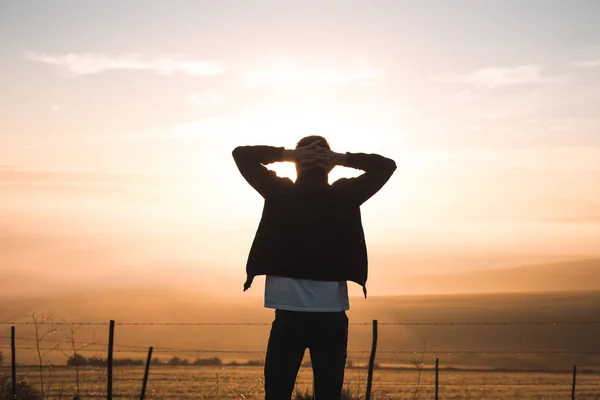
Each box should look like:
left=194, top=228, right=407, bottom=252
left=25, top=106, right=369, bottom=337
left=232, top=145, right=396, bottom=297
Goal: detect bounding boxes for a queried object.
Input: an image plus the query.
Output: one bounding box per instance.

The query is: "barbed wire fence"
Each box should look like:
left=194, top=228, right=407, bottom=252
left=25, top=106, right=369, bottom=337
left=1, top=319, right=600, bottom=399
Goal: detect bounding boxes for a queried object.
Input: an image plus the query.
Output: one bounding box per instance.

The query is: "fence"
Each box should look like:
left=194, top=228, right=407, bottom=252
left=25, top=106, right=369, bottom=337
left=1, top=319, right=600, bottom=399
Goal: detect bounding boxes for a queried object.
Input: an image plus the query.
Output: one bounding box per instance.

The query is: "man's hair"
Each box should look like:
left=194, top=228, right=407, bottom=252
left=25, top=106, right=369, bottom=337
left=296, top=135, right=331, bottom=150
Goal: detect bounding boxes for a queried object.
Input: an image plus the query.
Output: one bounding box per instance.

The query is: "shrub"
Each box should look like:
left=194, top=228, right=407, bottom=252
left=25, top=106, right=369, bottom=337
left=0, top=374, right=42, bottom=400
left=167, top=356, right=189, bottom=366
left=193, top=357, right=222, bottom=366
left=294, top=388, right=360, bottom=400
left=66, top=354, right=87, bottom=367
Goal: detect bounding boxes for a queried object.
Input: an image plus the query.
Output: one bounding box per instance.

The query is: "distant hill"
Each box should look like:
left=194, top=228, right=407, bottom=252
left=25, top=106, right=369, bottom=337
left=399, top=258, right=600, bottom=294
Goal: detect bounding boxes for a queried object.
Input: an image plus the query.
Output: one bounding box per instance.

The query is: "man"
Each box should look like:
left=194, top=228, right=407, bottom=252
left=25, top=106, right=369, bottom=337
left=232, top=135, right=396, bottom=399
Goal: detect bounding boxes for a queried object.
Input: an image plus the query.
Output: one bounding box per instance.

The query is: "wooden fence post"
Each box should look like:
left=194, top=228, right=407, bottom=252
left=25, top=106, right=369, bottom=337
left=571, top=365, right=577, bottom=400
left=11, top=326, right=16, bottom=399
left=365, top=320, right=378, bottom=400
left=108, top=320, right=115, bottom=400
left=435, top=358, right=439, bottom=400
left=140, top=346, right=153, bottom=400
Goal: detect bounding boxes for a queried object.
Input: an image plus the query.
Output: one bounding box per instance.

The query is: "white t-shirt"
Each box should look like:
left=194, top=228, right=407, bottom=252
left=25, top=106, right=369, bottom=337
left=264, top=276, right=350, bottom=312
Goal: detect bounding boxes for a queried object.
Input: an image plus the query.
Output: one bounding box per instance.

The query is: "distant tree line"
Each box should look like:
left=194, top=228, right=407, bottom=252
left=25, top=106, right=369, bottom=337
left=66, top=354, right=264, bottom=367
left=302, top=359, right=374, bottom=369
left=67, top=355, right=144, bottom=367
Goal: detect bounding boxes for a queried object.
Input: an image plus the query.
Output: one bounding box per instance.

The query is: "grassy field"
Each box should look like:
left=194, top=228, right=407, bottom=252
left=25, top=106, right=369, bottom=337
left=2, top=290, right=600, bottom=398
left=4, top=365, right=600, bottom=399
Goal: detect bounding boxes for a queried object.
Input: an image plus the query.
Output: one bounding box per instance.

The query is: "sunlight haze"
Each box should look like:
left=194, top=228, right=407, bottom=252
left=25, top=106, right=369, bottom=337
left=1, top=0, right=600, bottom=298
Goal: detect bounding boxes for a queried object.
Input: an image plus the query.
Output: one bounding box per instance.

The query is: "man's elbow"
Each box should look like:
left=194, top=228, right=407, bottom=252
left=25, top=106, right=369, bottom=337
left=232, top=146, right=248, bottom=161
left=384, top=157, right=397, bottom=175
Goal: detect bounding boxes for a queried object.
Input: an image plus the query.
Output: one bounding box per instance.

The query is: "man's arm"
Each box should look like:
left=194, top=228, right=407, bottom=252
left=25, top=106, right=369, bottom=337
left=331, top=151, right=397, bottom=205
left=232, top=145, right=294, bottom=198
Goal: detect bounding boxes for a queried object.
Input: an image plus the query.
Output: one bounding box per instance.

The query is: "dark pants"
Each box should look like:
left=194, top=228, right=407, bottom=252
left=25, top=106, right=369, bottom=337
left=264, top=309, right=348, bottom=400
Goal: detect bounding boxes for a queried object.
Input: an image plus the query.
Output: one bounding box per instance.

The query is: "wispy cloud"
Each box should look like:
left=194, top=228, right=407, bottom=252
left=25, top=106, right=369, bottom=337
left=24, top=141, right=44, bottom=149
left=25, top=51, right=226, bottom=76
left=434, top=65, right=566, bottom=88
left=246, top=61, right=382, bottom=87
left=80, top=118, right=229, bottom=143
left=570, top=59, right=600, bottom=68
left=452, top=89, right=480, bottom=101
left=548, top=125, right=573, bottom=132
left=44, top=104, right=62, bottom=112
left=418, top=146, right=600, bottom=174
left=188, top=92, right=222, bottom=107
left=467, top=125, right=483, bottom=132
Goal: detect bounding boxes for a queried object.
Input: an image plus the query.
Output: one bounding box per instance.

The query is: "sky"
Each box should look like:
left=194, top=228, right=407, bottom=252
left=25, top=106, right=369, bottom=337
left=1, top=0, right=600, bottom=296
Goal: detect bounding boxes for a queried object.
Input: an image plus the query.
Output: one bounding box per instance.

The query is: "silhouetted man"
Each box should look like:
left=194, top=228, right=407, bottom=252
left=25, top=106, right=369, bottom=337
left=232, top=135, right=396, bottom=400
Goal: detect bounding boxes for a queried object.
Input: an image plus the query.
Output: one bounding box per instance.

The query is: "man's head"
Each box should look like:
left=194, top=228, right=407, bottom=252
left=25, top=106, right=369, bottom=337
left=295, top=135, right=333, bottom=179
left=296, top=135, right=331, bottom=151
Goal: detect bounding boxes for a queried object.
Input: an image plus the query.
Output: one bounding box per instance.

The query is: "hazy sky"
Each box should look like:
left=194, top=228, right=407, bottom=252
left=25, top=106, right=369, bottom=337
left=1, top=1, right=600, bottom=295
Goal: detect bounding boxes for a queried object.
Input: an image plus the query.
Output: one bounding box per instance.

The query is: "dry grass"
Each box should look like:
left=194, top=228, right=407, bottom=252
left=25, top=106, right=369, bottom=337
left=294, top=387, right=361, bottom=399
left=4, top=365, right=600, bottom=399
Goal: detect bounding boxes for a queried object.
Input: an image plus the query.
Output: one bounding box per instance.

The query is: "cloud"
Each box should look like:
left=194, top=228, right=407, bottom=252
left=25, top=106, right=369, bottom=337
left=419, top=146, right=600, bottom=174
left=246, top=61, right=383, bottom=87
left=570, top=59, right=600, bottom=68
left=452, top=89, right=480, bottom=101
left=44, top=104, right=61, bottom=112
left=25, top=51, right=226, bottom=76
left=434, top=65, right=566, bottom=88
left=188, top=91, right=222, bottom=107
left=80, top=117, right=230, bottom=143
left=467, top=125, right=483, bottom=132
left=547, top=125, right=573, bottom=132
left=24, top=141, right=44, bottom=149
left=389, top=104, right=411, bottom=116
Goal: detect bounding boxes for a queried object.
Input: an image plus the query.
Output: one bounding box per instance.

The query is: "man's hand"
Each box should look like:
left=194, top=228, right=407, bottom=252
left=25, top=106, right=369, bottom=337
left=329, top=151, right=348, bottom=167
left=283, top=141, right=347, bottom=170
left=283, top=141, right=327, bottom=170
left=300, top=148, right=347, bottom=171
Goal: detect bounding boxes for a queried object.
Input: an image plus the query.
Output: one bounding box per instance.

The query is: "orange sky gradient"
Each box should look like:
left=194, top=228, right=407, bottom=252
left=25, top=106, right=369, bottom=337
left=1, top=1, right=600, bottom=298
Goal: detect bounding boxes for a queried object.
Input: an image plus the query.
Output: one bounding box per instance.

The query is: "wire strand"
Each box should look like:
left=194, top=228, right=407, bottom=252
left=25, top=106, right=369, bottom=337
left=2, top=345, right=599, bottom=355
left=2, top=320, right=600, bottom=326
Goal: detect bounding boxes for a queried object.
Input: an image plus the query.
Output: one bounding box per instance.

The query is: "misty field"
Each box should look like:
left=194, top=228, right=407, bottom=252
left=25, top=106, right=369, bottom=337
left=5, top=365, right=600, bottom=399
left=3, top=291, right=600, bottom=398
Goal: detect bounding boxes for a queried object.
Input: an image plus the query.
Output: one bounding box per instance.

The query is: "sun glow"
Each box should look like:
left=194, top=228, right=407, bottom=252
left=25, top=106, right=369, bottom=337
left=222, top=98, right=407, bottom=182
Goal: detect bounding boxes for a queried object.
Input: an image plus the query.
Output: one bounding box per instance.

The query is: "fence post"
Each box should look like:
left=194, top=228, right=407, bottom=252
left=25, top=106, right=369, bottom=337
left=365, top=319, right=378, bottom=400
left=140, top=346, right=153, bottom=400
left=571, top=365, right=577, bottom=400
left=435, top=358, right=439, bottom=400
left=11, top=326, right=16, bottom=399
left=108, top=320, right=115, bottom=400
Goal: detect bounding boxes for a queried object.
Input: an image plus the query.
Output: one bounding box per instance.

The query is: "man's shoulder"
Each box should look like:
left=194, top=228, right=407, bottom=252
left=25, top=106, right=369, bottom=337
left=261, top=177, right=296, bottom=197
left=330, top=177, right=354, bottom=190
